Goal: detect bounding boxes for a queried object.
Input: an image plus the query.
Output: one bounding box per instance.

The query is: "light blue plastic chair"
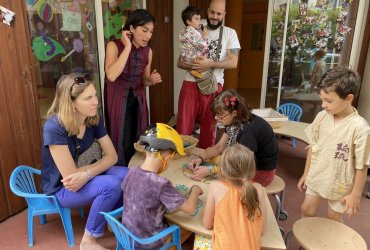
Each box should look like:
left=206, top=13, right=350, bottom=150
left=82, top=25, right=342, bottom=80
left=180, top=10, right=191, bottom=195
left=9, top=165, right=84, bottom=247
left=278, top=103, right=303, bottom=147
left=100, top=207, right=181, bottom=250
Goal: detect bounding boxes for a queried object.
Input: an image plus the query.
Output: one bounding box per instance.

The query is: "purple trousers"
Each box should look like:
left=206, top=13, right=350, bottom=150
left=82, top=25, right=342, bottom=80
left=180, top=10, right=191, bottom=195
left=55, top=166, right=129, bottom=237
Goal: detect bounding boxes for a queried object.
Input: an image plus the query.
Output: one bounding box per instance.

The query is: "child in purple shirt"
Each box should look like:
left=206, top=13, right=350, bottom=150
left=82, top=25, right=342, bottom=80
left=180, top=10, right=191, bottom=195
left=121, top=123, right=203, bottom=249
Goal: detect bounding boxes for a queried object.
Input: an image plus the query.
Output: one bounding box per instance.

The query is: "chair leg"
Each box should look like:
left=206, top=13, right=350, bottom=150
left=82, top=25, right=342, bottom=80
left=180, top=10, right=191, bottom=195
left=59, top=208, right=75, bottom=247
left=273, top=194, right=282, bottom=221
left=78, top=207, right=84, bottom=218
left=279, top=189, right=288, bottom=221
left=174, top=228, right=181, bottom=250
left=285, top=230, right=294, bottom=250
left=39, top=214, right=47, bottom=224
left=28, top=211, right=34, bottom=247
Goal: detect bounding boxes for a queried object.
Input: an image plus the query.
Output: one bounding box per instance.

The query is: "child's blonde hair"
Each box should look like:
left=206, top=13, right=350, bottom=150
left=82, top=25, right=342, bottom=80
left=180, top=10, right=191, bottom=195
left=220, top=144, right=260, bottom=220
left=47, top=73, right=99, bottom=136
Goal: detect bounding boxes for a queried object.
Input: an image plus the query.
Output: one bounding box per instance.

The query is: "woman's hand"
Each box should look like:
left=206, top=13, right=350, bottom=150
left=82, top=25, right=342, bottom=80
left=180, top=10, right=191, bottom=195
left=150, top=69, right=162, bottom=85
left=120, top=30, right=132, bottom=49
left=190, top=166, right=210, bottom=181
left=188, top=155, right=202, bottom=170
left=61, top=172, right=89, bottom=192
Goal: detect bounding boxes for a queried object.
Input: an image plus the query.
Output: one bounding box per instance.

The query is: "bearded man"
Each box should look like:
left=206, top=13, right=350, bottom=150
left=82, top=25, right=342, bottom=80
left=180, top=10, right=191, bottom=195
left=176, top=0, right=241, bottom=149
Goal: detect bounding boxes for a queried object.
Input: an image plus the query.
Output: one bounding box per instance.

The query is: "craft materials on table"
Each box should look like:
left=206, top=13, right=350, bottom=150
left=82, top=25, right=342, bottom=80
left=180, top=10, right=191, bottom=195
left=181, top=162, right=219, bottom=183
left=175, top=184, right=203, bottom=216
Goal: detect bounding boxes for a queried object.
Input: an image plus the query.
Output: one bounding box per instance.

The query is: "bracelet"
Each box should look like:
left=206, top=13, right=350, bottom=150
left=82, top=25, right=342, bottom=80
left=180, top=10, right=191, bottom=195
left=85, top=170, right=93, bottom=181
left=213, top=165, right=219, bottom=174
left=207, top=166, right=214, bottom=175
left=199, top=155, right=204, bottom=163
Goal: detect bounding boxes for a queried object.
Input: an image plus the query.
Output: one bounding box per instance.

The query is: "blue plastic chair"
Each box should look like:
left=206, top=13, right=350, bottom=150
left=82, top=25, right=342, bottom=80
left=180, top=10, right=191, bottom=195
left=277, top=103, right=303, bottom=147
left=100, top=207, right=181, bottom=250
left=9, top=165, right=84, bottom=247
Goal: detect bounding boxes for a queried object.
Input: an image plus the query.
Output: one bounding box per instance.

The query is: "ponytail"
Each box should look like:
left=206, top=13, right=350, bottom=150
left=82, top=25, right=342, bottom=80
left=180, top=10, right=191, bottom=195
left=240, top=180, right=260, bottom=220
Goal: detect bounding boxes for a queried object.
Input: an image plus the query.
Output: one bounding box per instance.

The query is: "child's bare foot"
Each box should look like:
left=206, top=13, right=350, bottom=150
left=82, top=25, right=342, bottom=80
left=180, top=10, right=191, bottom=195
left=80, top=232, right=109, bottom=250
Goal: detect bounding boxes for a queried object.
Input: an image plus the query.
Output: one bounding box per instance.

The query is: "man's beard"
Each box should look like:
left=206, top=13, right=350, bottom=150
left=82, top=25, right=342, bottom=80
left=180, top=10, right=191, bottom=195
left=206, top=17, right=223, bottom=30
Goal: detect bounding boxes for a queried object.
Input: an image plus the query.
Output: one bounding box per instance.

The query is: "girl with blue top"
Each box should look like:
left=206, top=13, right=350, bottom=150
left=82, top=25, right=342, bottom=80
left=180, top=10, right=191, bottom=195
left=41, top=73, right=128, bottom=250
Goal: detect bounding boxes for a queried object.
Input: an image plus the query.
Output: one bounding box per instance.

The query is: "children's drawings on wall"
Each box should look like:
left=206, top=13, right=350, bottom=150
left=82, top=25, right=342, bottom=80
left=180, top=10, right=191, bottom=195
left=35, top=0, right=54, bottom=22
left=32, top=35, right=65, bottom=61
left=61, top=38, right=84, bottom=62
left=103, top=7, right=123, bottom=40
left=26, top=0, right=38, bottom=5
left=61, top=8, right=82, bottom=32
left=68, top=0, right=90, bottom=24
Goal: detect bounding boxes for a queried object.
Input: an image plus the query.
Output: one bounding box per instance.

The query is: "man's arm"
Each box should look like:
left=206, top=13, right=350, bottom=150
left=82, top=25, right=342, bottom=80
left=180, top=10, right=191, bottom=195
left=192, top=48, right=240, bottom=71
left=177, top=55, right=192, bottom=70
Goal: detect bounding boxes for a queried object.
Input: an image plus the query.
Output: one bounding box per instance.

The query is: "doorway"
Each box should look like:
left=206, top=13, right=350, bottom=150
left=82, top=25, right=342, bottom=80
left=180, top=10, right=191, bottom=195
left=238, top=0, right=269, bottom=108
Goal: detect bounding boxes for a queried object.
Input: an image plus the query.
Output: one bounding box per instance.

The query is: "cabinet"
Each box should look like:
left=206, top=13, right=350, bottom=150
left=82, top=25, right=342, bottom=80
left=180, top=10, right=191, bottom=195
left=0, top=1, right=42, bottom=221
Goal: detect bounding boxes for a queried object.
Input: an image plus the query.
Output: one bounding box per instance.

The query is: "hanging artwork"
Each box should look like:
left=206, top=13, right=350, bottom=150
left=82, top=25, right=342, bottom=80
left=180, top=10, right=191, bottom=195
left=32, top=35, right=65, bottom=61
left=0, top=5, right=15, bottom=26
left=103, top=7, right=123, bottom=40
left=35, top=0, right=54, bottom=22
left=61, top=8, right=82, bottom=32
left=61, top=38, right=84, bottom=62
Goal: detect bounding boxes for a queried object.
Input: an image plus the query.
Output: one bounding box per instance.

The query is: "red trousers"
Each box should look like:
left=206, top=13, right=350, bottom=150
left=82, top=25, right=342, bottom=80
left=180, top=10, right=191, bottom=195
left=177, top=81, right=222, bottom=149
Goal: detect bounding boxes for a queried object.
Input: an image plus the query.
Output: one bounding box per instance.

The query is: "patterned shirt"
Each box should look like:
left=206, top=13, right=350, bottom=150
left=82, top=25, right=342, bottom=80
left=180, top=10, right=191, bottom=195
left=179, top=26, right=208, bottom=64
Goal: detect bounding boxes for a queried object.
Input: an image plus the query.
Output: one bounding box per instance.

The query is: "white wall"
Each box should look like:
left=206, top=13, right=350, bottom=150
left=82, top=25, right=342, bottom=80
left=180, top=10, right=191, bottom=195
left=357, top=40, right=370, bottom=123
left=173, top=0, right=189, bottom=114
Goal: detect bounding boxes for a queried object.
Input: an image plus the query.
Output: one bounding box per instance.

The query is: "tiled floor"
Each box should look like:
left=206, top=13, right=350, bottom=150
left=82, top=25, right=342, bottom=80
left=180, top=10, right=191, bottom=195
left=1, top=137, right=369, bottom=249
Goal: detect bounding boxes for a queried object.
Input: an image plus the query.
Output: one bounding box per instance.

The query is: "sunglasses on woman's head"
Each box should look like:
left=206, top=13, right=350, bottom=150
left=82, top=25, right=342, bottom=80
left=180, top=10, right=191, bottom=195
left=73, top=75, right=91, bottom=86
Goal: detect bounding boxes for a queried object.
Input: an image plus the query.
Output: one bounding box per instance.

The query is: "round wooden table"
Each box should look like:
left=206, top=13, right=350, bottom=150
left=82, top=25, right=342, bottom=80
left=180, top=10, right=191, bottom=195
left=129, top=148, right=286, bottom=250
left=273, top=121, right=310, bottom=144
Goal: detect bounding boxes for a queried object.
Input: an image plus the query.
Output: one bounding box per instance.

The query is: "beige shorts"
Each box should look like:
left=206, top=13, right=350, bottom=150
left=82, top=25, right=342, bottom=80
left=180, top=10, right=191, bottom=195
left=306, top=186, right=345, bottom=213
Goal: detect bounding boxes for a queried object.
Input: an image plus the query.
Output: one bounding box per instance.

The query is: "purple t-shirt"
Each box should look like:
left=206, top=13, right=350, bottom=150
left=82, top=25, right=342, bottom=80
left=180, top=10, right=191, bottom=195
left=121, top=166, right=185, bottom=249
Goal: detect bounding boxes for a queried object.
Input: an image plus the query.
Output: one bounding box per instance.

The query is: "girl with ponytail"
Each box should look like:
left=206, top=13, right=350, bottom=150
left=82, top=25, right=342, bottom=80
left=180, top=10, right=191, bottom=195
left=195, top=144, right=266, bottom=250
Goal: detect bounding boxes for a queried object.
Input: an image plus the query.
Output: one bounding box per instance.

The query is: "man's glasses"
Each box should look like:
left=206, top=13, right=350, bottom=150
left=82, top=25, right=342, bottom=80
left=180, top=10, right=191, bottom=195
left=215, top=113, right=229, bottom=120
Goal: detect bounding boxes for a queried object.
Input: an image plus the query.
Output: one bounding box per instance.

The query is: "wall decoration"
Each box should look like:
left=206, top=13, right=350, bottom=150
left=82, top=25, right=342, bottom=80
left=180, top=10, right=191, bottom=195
left=35, top=0, right=54, bottom=22
left=26, top=0, right=38, bottom=6
left=0, top=5, right=15, bottom=26
left=103, top=7, right=123, bottom=40
left=61, top=8, right=82, bottom=32
left=32, top=35, right=65, bottom=61
left=68, top=0, right=90, bottom=24
left=61, top=38, right=84, bottom=62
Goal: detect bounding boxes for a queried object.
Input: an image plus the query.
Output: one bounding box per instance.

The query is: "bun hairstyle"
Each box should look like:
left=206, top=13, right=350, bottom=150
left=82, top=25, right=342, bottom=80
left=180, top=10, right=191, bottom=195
left=220, top=144, right=261, bottom=220
left=211, top=89, right=253, bottom=125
